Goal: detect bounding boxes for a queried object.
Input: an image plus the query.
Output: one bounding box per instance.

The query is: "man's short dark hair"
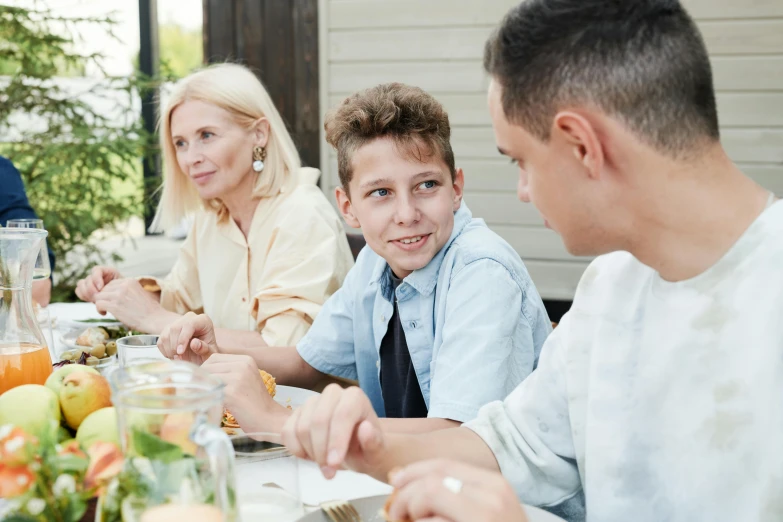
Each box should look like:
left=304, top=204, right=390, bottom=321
left=484, top=0, right=720, bottom=156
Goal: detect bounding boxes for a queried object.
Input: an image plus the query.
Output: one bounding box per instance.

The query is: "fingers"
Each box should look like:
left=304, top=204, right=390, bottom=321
left=307, top=385, right=344, bottom=473
left=175, top=320, right=196, bottom=356
left=91, top=266, right=111, bottom=292
left=388, top=460, right=525, bottom=522
left=391, top=460, right=494, bottom=491
left=327, top=387, right=379, bottom=468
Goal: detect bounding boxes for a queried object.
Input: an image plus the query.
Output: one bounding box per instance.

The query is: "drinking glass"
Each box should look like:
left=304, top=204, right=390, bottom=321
left=6, top=219, right=51, bottom=281
left=116, top=334, right=166, bottom=366
left=231, top=432, right=304, bottom=521
left=6, top=218, right=54, bottom=357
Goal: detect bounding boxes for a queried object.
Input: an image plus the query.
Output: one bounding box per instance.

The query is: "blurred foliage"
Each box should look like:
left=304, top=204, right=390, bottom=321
left=0, top=3, right=161, bottom=301
left=133, top=24, right=202, bottom=79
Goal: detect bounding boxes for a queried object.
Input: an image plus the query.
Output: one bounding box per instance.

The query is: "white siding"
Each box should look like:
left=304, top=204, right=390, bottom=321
left=319, top=0, right=783, bottom=301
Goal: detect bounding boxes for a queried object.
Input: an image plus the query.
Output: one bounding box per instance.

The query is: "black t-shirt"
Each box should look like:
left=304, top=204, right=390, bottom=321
left=378, top=275, right=428, bottom=418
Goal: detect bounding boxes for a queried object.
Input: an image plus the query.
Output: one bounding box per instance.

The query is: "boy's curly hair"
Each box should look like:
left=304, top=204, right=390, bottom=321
left=324, top=83, right=456, bottom=193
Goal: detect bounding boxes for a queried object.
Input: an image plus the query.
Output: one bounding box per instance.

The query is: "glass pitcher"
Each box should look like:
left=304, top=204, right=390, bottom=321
left=108, top=360, right=237, bottom=520
left=0, top=228, right=52, bottom=395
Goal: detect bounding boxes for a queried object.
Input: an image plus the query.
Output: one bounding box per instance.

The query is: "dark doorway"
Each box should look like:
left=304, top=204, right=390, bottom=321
left=202, top=0, right=320, bottom=170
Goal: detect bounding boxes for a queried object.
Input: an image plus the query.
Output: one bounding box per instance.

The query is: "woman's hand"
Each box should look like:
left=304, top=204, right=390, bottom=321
left=75, top=266, right=122, bottom=303
left=157, top=312, right=219, bottom=365
left=387, top=460, right=529, bottom=522
left=202, top=354, right=291, bottom=433
left=93, top=278, right=170, bottom=333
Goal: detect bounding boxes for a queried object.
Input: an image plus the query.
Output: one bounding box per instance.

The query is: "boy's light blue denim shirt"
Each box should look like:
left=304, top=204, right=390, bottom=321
left=297, top=201, right=552, bottom=421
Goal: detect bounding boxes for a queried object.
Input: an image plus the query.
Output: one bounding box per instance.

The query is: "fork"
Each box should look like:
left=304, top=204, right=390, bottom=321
left=261, top=482, right=362, bottom=521
left=320, top=499, right=363, bottom=522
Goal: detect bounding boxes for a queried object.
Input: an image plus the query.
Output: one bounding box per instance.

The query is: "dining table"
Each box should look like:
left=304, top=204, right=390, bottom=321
left=2, top=302, right=566, bottom=521
left=38, top=303, right=393, bottom=509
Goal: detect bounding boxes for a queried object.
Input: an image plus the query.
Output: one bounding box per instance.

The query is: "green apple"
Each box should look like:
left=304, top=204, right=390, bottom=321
left=45, top=364, right=100, bottom=398
left=0, top=384, right=60, bottom=437
left=59, top=372, right=112, bottom=430
left=76, top=407, right=119, bottom=450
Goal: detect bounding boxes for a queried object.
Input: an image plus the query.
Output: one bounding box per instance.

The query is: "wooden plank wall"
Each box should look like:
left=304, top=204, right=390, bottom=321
left=203, top=0, right=320, bottom=169
left=318, top=0, right=783, bottom=300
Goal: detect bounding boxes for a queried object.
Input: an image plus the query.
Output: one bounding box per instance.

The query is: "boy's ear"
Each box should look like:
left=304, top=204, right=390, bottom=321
left=335, top=186, right=361, bottom=228
left=452, top=168, right=465, bottom=211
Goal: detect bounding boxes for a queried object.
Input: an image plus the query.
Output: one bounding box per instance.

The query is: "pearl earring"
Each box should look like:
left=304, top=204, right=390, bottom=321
left=252, top=146, right=266, bottom=172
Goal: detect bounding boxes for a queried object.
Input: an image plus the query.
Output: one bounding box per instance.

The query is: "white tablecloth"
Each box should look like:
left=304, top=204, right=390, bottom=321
left=42, top=302, right=393, bottom=507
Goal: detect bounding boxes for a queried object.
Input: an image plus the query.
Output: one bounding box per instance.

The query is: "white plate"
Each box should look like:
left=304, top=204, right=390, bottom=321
left=59, top=329, right=85, bottom=351
left=223, top=386, right=320, bottom=437
left=297, top=495, right=566, bottom=521
left=275, top=385, right=318, bottom=409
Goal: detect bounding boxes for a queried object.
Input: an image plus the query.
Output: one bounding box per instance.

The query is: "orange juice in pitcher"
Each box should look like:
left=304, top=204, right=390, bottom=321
left=0, top=343, right=52, bottom=395
left=0, top=228, right=52, bottom=395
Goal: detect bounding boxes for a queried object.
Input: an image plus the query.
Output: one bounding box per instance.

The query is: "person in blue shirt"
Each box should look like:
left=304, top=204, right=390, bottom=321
left=157, top=83, right=552, bottom=435
left=0, top=156, right=56, bottom=306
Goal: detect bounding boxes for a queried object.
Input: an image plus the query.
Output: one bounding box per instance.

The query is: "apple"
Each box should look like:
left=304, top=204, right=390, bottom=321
left=76, top=407, right=120, bottom=450
left=59, top=372, right=112, bottom=430
left=0, top=384, right=60, bottom=438
left=45, top=364, right=100, bottom=398
left=159, top=412, right=198, bottom=455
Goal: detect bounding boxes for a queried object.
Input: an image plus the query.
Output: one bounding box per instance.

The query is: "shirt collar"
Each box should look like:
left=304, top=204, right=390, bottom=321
left=217, top=167, right=322, bottom=246
left=371, top=200, right=473, bottom=299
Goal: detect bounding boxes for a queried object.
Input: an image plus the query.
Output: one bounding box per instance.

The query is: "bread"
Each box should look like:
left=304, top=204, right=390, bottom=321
left=75, top=327, right=109, bottom=347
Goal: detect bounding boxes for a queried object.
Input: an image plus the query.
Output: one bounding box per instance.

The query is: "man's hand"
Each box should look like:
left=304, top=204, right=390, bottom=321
left=75, top=266, right=122, bottom=303
left=157, top=312, right=218, bottom=365
left=281, top=384, right=386, bottom=479
left=387, top=460, right=529, bottom=522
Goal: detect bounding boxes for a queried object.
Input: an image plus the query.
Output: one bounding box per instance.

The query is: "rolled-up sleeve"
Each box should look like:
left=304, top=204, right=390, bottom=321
left=464, top=313, right=583, bottom=508
left=251, top=206, right=353, bottom=347
left=428, top=259, right=537, bottom=422
left=295, top=261, right=359, bottom=380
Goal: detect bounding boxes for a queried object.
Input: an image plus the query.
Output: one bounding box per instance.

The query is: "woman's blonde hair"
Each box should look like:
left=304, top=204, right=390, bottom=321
left=150, top=63, right=301, bottom=232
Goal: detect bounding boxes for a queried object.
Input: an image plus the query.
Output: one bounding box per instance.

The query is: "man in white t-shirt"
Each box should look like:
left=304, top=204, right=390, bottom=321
left=197, top=1, right=783, bottom=520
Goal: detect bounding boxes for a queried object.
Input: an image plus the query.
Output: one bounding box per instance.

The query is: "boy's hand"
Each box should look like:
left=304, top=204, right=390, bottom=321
left=281, top=384, right=385, bottom=478
left=157, top=312, right=218, bottom=365
left=388, top=460, right=529, bottom=522
left=201, top=354, right=289, bottom=433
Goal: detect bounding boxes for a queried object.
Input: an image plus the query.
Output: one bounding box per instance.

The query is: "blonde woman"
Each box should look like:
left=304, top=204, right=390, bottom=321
left=75, top=63, right=354, bottom=347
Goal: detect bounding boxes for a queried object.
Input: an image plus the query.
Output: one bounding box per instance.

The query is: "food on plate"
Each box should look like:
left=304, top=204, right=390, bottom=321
left=221, top=370, right=276, bottom=430
left=76, top=327, right=109, bottom=347
left=56, top=325, right=134, bottom=369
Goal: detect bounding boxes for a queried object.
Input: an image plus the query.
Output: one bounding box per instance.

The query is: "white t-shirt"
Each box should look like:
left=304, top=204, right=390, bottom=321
left=466, top=200, right=783, bottom=522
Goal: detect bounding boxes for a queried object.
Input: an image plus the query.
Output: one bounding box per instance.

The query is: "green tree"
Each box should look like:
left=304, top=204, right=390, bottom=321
left=0, top=4, right=157, bottom=301
left=159, top=24, right=203, bottom=78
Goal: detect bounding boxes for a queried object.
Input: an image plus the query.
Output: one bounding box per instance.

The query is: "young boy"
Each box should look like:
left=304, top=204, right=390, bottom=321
left=159, top=83, right=552, bottom=434
left=276, top=1, right=783, bottom=521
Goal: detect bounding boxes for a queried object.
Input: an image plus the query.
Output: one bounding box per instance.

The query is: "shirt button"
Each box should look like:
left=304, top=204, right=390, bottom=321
left=376, top=360, right=380, bottom=368
left=380, top=315, right=385, bottom=322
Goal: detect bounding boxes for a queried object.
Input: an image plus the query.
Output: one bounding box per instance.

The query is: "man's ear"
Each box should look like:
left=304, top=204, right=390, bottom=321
left=452, top=167, right=465, bottom=211
left=335, top=186, right=361, bottom=228
left=552, top=110, right=604, bottom=180
left=252, top=117, right=270, bottom=148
